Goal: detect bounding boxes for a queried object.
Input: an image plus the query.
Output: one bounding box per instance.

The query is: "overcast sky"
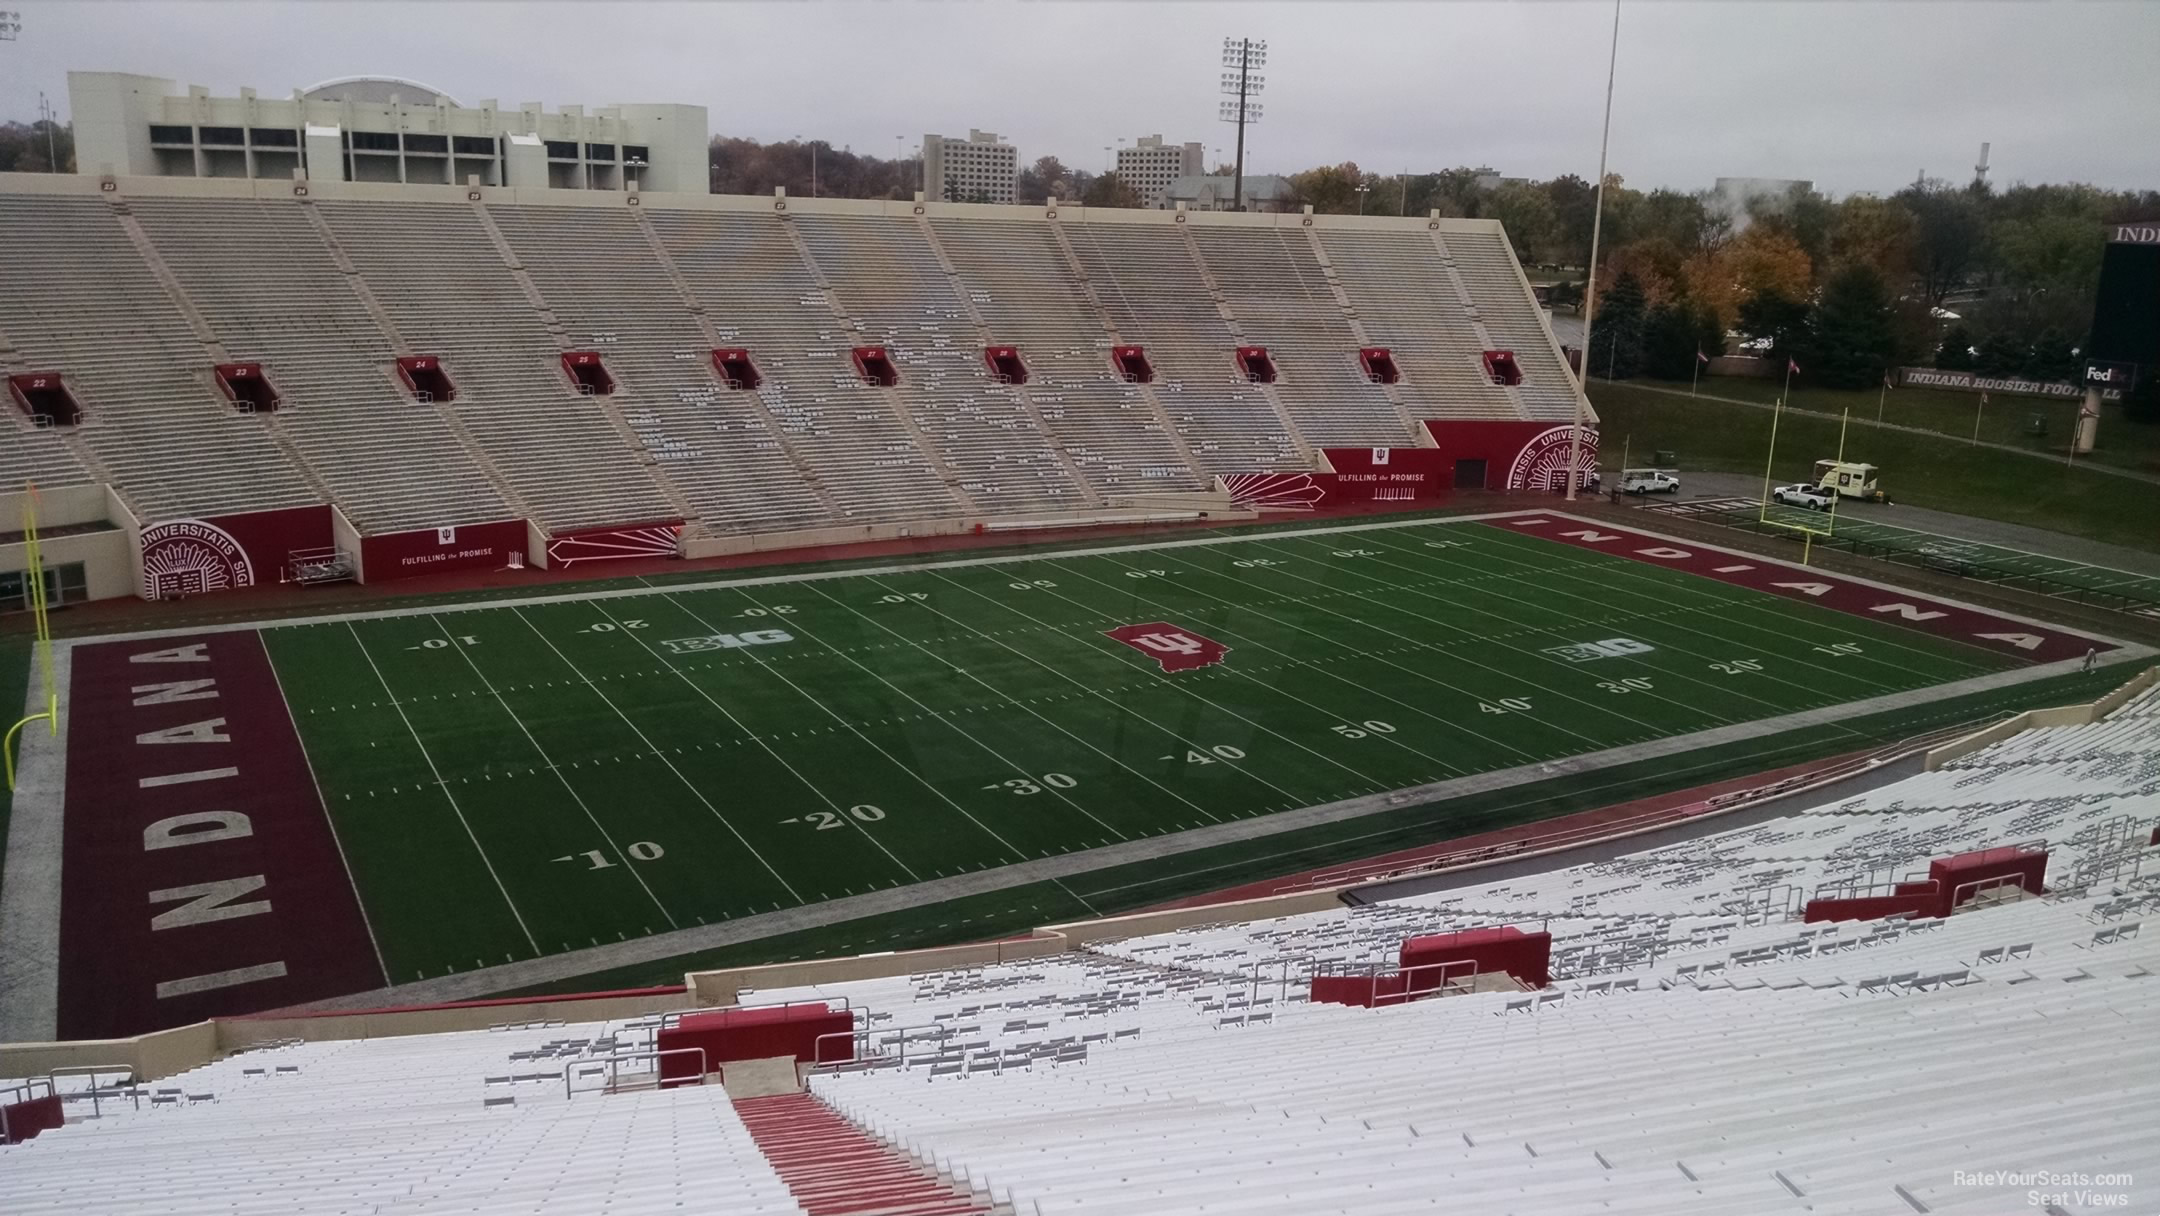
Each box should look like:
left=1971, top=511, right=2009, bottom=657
left=5, top=0, right=2156, bottom=196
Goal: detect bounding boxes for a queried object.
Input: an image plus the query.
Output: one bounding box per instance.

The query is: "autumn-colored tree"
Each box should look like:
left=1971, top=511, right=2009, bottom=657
left=1682, top=226, right=1813, bottom=332
left=1080, top=171, right=1141, bottom=209
left=1827, top=195, right=1914, bottom=283
left=1599, top=238, right=1691, bottom=308
left=1283, top=162, right=1372, bottom=214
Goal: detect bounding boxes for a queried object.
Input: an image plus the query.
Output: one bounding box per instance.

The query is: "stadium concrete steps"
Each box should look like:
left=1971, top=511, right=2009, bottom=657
left=734, top=1091, right=1000, bottom=1216
left=630, top=205, right=846, bottom=525
left=1289, top=226, right=1426, bottom=441
left=1041, top=220, right=1209, bottom=479
left=466, top=197, right=706, bottom=532
left=778, top=215, right=978, bottom=518
left=912, top=212, right=1103, bottom=509
left=1173, top=223, right=1315, bottom=468
left=299, top=198, right=540, bottom=528
left=106, top=197, right=349, bottom=518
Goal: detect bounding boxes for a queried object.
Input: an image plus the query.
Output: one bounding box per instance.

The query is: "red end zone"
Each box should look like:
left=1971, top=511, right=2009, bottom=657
left=1502, top=514, right=2114, bottom=664
left=58, top=631, right=384, bottom=1038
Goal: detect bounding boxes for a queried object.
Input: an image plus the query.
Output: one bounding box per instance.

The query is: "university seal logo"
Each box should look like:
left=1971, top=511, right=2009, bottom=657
left=140, top=518, right=255, bottom=599
left=1506, top=425, right=1601, bottom=492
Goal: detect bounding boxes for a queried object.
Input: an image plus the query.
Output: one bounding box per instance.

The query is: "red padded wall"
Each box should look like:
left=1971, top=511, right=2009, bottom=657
left=657, top=1004, right=854, bottom=1084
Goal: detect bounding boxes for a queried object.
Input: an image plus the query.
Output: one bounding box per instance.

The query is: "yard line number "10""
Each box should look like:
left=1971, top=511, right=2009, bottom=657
left=557, top=841, right=666, bottom=869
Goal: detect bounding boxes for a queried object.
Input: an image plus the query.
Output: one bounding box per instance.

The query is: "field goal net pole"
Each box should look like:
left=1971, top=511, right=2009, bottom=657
left=6, top=482, right=59, bottom=791
left=1757, top=398, right=1848, bottom=568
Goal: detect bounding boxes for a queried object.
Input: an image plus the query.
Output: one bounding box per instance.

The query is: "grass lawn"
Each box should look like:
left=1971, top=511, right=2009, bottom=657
left=1587, top=382, right=2160, bottom=554
left=1627, top=376, right=2160, bottom=476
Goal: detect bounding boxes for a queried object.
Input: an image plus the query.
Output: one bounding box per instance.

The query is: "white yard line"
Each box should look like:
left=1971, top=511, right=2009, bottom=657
left=585, top=596, right=908, bottom=889
left=1053, top=553, right=1543, bottom=765
left=438, top=613, right=681, bottom=932
left=918, top=568, right=1405, bottom=791
left=54, top=511, right=1543, bottom=648
left=1125, top=540, right=1673, bottom=748
left=795, top=579, right=1226, bottom=828
left=1312, top=529, right=1840, bottom=711
left=262, top=637, right=392, bottom=987
left=342, top=620, right=541, bottom=956
left=656, top=590, right=1039, bottom=861
left=1465, top=523, right=2016, bottom=682
left=826, top=574, right=1313, bottom=813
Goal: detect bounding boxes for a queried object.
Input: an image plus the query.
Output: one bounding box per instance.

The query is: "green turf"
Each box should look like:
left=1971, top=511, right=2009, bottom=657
left=1715, top=505, right=2160, bottom=610
left=499, top=662, right=2137, bottom=996
left=1588, top=382, right=2160, bottom=554
left=255, top=516, right=2019, bottom=987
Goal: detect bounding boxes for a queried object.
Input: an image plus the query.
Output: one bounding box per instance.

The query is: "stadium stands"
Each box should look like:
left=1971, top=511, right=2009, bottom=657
left=319, top=199, right=681, bottom=534
left=0, top=177, right=1584, bottom=558
left=4, top=686, right=2156, bottom=1212
left=0, top=194, right=317, bottom=520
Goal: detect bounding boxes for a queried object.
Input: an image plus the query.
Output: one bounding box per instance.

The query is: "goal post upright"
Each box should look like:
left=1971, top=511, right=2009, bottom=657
left=6, top=482, right=59, bottom=791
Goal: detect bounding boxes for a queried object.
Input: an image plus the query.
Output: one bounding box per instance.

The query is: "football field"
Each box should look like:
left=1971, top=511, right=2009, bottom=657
left=31, top=509, right=2130, bottom=1035
left=265, top=514, right=2037, bottom=983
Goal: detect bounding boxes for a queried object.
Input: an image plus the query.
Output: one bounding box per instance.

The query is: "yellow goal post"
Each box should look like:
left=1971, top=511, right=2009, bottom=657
left=5, top=482, right=59, bottom=791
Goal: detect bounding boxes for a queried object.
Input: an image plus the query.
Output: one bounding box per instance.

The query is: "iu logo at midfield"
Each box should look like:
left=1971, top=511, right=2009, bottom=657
left=1104, top=622, right=1231, bottom=673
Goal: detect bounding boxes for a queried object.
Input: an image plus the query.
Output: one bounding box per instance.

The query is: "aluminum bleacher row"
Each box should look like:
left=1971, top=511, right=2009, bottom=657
left=3, top=690, right=2155, bottom=1211
left=0, top=178, right=1584, bottom=547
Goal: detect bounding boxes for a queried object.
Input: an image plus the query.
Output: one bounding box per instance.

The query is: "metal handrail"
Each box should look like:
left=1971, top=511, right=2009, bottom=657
left=805, top=1021, right=953, bottom=1074
left=562, top=1047, right=706, bottom=1099
left=46, top=1065, right=137, bottom=1120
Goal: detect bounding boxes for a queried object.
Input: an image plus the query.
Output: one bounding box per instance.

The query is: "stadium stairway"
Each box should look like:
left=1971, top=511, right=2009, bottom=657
left=735, top=1091, right=1003, bottom=1216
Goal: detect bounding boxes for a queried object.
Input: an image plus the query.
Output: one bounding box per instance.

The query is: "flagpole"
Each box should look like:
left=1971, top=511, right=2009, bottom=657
left=1973, top=392, right=1985, bottom=445
left=1760, top=395, right=1782, bottom=513
left=1691, top=348, right=1700, bottom=397
left=1877, top=373, right=1888, bottom=423
left=1565, top=0, right=1622, bottom=504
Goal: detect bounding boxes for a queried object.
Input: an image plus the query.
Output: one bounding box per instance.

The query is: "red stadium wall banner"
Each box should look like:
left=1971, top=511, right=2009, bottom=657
left=1221, top=427, right=1598, bottom=512
left=1422, top=420, right=1601, bottom=492
left=358, top=519, right=529, bottom=582
left=1318, top=446, right=1453, bottom=503
left=545, top=520, right=685, bottom=567
left=138, top=505, right=334, bottom=600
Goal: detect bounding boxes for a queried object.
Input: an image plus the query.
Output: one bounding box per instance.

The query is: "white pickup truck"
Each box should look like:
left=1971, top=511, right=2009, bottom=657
left=1619, top=468, right=1681, bottom=495
left=1772, top=483, right=1837, bottom=511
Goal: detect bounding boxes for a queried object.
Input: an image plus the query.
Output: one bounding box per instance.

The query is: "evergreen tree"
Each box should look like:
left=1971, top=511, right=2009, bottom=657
left=1587, top=270, right=1648, bottom=379
left=1640, top=295, right=1721, bottom=380
left=1801, top=264, right=1898, bottom=389
left=1737, top=287, right=1811, bottom=365
left=1934, top=323, right=1976, bottom=369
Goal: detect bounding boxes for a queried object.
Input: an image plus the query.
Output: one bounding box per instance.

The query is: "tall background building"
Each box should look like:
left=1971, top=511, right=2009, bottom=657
left=922, top=129, right=1017, bottom=204
left=67, top=70, right=709, bottom=192
left=1118, top=134, right=1204, bottom=208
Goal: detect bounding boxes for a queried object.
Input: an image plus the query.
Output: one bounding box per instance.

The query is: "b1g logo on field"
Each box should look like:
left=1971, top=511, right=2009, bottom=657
left=1105, top=622, right=1230, bottom=673
left=660, top=629, right=793, bottom=655
left=1543, top=637, right=1655, bottom=663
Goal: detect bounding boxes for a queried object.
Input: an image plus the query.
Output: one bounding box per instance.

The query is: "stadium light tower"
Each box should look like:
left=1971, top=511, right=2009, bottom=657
left=1566, top=0, right=1621, bottom=503
left=1219, top=37, right=1266, bottom=212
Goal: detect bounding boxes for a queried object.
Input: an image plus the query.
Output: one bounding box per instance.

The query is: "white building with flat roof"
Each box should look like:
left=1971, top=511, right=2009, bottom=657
left=67, top=70, right=709, bottom=192
left=922, top=129, right=1016, bottom=204
left=1118, top=135, right=1204, bottom=208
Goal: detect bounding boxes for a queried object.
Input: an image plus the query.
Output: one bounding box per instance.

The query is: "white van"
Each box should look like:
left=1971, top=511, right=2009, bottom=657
left=1620, top=468, right=1681, bottom=495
